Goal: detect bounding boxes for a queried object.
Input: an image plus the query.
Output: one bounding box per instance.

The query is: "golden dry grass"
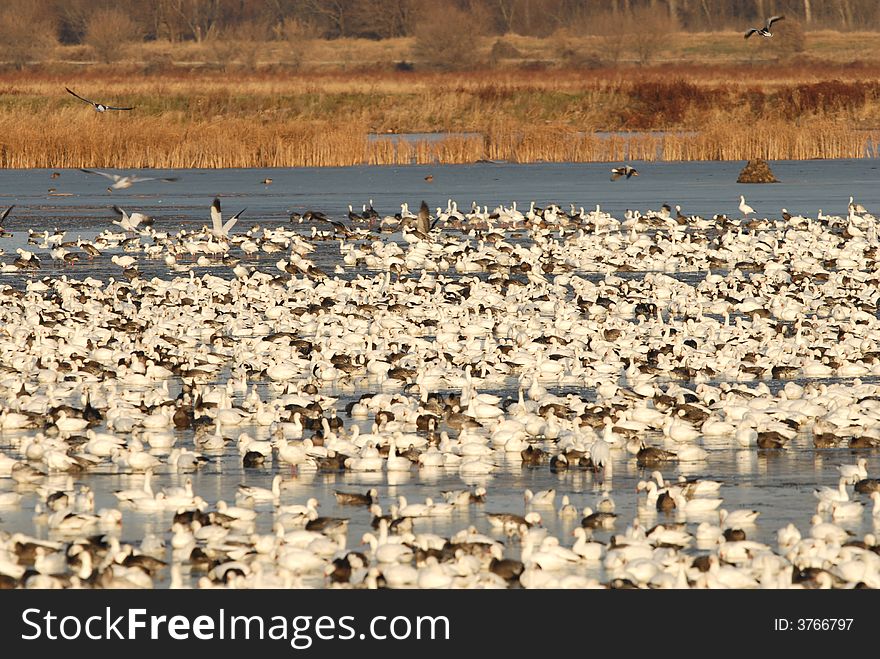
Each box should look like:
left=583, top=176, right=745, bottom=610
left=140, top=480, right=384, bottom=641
left=3, top=45, right=880, bottom=168
left=37, top=31, right=880, bottom=70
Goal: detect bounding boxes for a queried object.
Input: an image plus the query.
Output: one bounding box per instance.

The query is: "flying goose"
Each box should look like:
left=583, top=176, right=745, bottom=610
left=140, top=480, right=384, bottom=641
left=81, top=169, right=178, bottom=191
left=416, top=200, right=432, bottom=235
left=66, top=87, right=134, bottom=112
left=412, top=200, right=441, bottom=238
left=611, top=166, right=639, bottom=181
left=0, top=205, right=13, bottom=226
left=210, top=198, right=246, bottom=239
left=301, top=210, right=350, bottom=237
left=112, top=206, right=153, bottom=232
left=744, top=15, right=784, bottom=39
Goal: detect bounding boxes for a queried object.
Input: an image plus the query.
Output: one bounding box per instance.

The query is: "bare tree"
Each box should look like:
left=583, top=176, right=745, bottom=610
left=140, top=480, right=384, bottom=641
left=85, top=9, right=142, bottom=63
left=412, top=1, right=479, bottom=69
left=837, top=0, right=853, bottom=29
left=301, top=0, right=358, bottom=37
left=164, top=0, right=223, bottom=42
left=802, top=0, right=812, bottom=23
left=0, top=0, right=56, bottom=69
left=496, top=0, right=517, bottom=32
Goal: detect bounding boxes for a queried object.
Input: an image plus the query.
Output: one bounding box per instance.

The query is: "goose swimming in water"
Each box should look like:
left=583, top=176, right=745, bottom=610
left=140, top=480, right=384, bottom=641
left=837, top=458, right=868, bottom=484
left=335, top=489, right=378, bottom=506
left=524, top=488, right=556, bottom=506
left=237, top=475, right=282, bottom=504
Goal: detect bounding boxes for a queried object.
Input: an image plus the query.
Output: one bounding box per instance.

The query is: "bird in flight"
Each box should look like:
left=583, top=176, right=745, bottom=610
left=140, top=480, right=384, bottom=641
left=0, top=205, right=13, bottom=237
left=610, top=166, right=639, bottom=181
left=210, top=198, right=246, bottom=239
left=80, top=169, right=178, bottom=192
left=66, top=87, right=134, bottom=112
left=745, top=15, right=784, bottom=39
left=112, top=206, right=153, bottom=232
left=301, top=210, right=351, bottom=237
left=0, top=205, right=13, bottom=226
left=412, top=200, right=442, bottom=239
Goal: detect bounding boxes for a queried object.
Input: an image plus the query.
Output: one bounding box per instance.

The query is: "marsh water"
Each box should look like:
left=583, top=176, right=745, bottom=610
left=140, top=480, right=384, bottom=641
left=1, top=160, right=879, bottom=586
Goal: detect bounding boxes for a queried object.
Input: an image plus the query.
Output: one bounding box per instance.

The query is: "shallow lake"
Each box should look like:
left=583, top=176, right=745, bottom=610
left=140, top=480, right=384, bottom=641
left=1, top=160, right=878, bottom=587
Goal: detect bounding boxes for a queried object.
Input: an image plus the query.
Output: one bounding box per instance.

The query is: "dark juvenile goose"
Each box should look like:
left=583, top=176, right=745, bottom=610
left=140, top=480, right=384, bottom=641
left=723, top=528, right=747, bottom=542
left=334, top=488, right=378, bottom=506
left=520, top=444, right=547, bottom=466
left=305, top=516, right=349, bottom=534
left=757, top=431, right=788, bottom=449
left=850, top=436, right=880, bottom=449
left=854, top=478, right=880, bottom=494
left=581, top=510, right=617, bottom=530
left=489, top=557, right=524, bottom=581
left=637, top=445, right=677, bottom=468
left=486, top=512, right=541, bottom=529
left=656, top=490, right=677, bottom=512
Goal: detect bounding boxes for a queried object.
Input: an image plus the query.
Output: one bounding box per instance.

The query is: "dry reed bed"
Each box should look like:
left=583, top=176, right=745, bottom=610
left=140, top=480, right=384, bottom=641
left=0, top=110, right=874, bottom=168
left=2, top=69, right=880, bottom=167
left=9, top=66, right=880, bottom=100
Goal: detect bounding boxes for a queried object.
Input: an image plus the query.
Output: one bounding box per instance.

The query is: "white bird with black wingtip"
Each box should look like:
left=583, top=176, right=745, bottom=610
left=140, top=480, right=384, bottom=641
left=610, top=165, right=639, bottom=181
left=744, top=15, right=784, bottom=39
left=209, top=197, right=246, bottom=239
left=112, top=206, right=154, bottom=232
left=81, top=168, right=178, bottom=192
left=66, top=87, right=135, bottom=112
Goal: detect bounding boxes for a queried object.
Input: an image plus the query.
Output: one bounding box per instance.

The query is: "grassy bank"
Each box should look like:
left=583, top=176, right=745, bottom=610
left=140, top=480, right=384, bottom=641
left=2, top=58, right=880, bottom=168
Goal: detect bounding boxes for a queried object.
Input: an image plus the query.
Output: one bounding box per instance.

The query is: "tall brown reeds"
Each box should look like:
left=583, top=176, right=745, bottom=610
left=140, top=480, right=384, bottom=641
left=1, top=69, right=880, bottom=167
left=0, top=110, right=875, bottom=168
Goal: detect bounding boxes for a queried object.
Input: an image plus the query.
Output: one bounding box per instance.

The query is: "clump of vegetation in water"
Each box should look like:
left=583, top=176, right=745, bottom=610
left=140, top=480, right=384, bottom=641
left=737, top=158, right=779, bottom=183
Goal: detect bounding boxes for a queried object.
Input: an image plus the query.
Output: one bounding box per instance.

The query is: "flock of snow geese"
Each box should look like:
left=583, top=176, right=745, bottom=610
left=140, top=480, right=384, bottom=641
left=0, top=173, right=879, bottom=590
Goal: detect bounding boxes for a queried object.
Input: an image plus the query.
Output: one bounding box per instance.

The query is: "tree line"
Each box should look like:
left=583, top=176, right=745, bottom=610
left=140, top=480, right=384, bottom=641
left=13, top=0, right=880, bottom=43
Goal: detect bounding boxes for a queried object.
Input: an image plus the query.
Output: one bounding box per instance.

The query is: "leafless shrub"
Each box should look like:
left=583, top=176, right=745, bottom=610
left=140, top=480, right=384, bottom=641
left=629, top=6, right=678, bottom=66
left=587, top=7, right=677, bottom=66
left=85, top=9, right=142, bottom=64
left=210, top=20, right=270, bottom=71
left=0, top=1, right=56, bottom=70
left=274, top=17, right=311, bottom=70
left=412, top=3, right=480, bottom=71
left=489, top=38, right=522, bottom=66
left=771, top=19, right=807, bottom=60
